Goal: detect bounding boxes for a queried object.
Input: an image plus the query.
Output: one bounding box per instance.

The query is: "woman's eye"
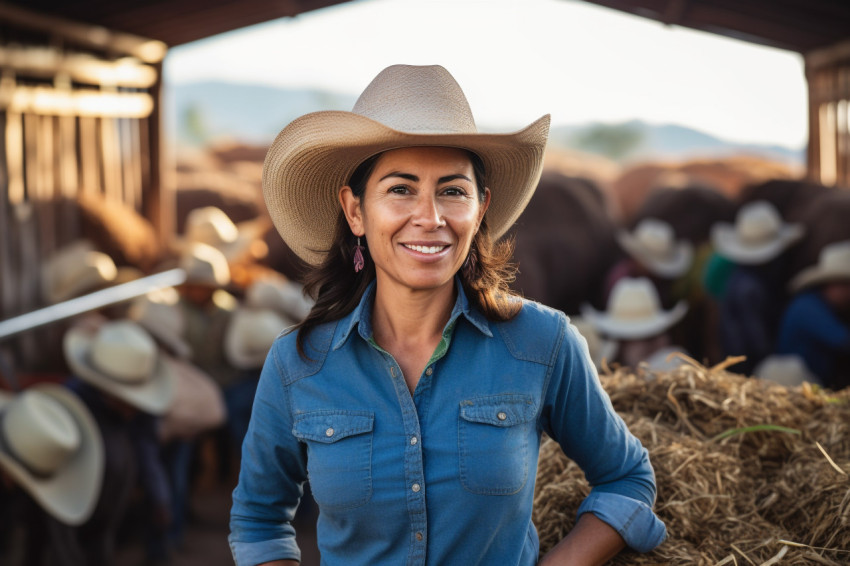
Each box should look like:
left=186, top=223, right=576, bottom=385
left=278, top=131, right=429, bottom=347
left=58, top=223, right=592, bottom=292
left=389, top=185, right=410, bottom=194
left=442, top=187, right=467, bottom=196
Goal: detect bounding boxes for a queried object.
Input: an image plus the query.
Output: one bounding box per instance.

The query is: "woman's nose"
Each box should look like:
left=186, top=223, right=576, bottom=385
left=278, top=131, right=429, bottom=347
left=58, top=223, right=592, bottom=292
left=411, top=194, right=445, bottom=229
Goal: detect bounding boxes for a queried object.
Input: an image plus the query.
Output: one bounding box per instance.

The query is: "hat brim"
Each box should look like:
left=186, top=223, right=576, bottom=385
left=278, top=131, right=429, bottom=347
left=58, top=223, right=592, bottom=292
left=263, top=111, right=550, bottom=265
left=0, top=385, right=104, bottom=525
left=617, top=233, right=694, bottom=278
left=64, top=327, right=176, bottom=415
left=711, top=224, right=803, bottom=265
left=579, top=301, right=688, bottom=340
left=790, top=265, right=850, bottom=292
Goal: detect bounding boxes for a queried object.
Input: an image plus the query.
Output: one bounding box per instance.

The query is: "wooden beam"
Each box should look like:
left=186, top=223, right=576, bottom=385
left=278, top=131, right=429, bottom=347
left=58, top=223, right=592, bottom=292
left=0, top=1, right=167, bottom=62
left=0, top=45, right=158, bottom=88
left=806, top=38, right=850, bottom=72
left=0, top=85, right=153, bottom=118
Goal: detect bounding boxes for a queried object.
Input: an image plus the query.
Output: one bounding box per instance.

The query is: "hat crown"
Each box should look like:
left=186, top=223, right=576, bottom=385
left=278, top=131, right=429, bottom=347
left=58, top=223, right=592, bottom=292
left=607, top=278, right=662, bottom=321
left=2, top=390, right=81, bottom=476
left=242, top=310, right=287, bottom=354
left=736, top=201, right=782, bottom=245
left=181, top=242, right=231, bottom=287
left=634, top=219, right=675, bottom=257
left=352, top=65, right=477, bottom=134
left=185, top=206, right=239, bottom=248
left=90, top=321, right=157, bottom=384
left=130, top=292, right=185, bottom=336
left=818, top=240, right=850, bottom=270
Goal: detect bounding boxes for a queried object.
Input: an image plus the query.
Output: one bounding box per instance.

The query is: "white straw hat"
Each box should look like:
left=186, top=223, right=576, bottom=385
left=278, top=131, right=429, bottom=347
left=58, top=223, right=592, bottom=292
left=224, top=308, right=290, bottom=370
left=790, top=240, right=850, bottom=292
left=618, top=218, right=693, bottom=278
left=179, top=242, right=231, bottom=287
left=580, top=277, right=688, bottom=340
left=63, top=319, right=176, bottom=415
left=128, top=288, right=193, bottom=360
left=0, top=385, right=104, bottom=525
left=245, top=277, right=314, bottom=322
left=711, top=201, right=803, bottom=265
left=262, top=64, right=550, bottom=265
left=41, top=240, right=118, bottom=304
left=179, top=206, right=267, bottom=262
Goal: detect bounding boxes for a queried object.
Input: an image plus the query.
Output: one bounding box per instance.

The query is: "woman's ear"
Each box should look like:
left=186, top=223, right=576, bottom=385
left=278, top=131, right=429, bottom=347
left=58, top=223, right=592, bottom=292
left=339, top=186, right=364, bottom=236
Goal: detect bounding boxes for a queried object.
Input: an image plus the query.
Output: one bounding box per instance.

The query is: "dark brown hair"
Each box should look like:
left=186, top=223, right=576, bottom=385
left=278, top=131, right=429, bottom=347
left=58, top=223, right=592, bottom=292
left=294, top=149, right=521, bottom=358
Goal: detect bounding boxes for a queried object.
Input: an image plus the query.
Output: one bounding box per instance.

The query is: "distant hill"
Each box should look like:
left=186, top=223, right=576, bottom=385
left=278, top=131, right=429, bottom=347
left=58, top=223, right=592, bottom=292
left=167, top=81, right=804, bottom=166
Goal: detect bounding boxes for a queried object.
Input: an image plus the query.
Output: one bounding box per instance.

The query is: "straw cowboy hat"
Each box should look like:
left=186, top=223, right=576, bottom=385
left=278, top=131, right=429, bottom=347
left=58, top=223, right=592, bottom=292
left=224, top=308, right=290, bottom=369
left=790, top=240, right=850, bottom=292
left=711, top=201, right=803, bottom=265
left=178, top=206, right=268, bottom=262
left=754, top=354, right=817, bottom=387
left=262, top=64, right=551, bottom=265
left=245, top=277, right=314, bottom=322
left=618, top=218, right=693, bottom=278
left=180, top=242, right=231, bottom=287
left=128, top=288, right=193, bottom=360
left=580, top=277, right=688, bottom=340
left=41, top=240, right=118, bottom=304
left=64, top=319, right=176, bottom=415
left=0, top=384, right=104, bottom=525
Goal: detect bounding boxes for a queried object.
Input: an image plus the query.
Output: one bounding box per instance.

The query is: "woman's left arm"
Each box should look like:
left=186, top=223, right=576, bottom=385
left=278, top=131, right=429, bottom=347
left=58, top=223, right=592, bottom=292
left=541, top=316, right=666, bottom=556
left=536, top=512, right=624, bottom=566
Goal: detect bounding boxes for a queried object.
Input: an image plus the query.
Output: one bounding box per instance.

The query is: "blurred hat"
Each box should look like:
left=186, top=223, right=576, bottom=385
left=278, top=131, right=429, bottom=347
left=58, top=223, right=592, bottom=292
left=180, top=206, right=267, bottom=262
left=711, top=201, right=803, bottom=265
left=224, top=308, right=289, bottom=369
left=128, top=288, right=192, bottom=360
left=754, top=354, right=817, bottom=387
left=580, top=277, right=687, bottom=340
left=790, top=240, right=850, bottom=292
left=180, top=242, right=231, bottom=287
left=262, top=64, right=550, bottom=265
left=41, top=240, right=118, bottom=304
left=618, top=218, right=693, bottom=278
left=245, top=277, right=313, bottom=322
left=0, top=385, right=104, bottom=525
left=569, top=316, right=618, bottom=369
left=63, top=319, right=176, bottom=415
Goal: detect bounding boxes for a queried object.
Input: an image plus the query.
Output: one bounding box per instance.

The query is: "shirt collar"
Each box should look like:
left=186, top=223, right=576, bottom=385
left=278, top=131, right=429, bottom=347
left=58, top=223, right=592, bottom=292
left=333, top=278, right=492, bottom=351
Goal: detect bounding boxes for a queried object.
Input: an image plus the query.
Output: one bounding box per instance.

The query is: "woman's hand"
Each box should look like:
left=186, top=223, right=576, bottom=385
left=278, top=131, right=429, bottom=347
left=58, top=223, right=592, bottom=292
left=537, top=512, right=626, bottom=566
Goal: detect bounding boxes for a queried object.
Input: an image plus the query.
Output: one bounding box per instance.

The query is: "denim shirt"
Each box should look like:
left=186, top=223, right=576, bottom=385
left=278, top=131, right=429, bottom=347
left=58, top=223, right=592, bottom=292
left=230, top=281, right=666, bottom=565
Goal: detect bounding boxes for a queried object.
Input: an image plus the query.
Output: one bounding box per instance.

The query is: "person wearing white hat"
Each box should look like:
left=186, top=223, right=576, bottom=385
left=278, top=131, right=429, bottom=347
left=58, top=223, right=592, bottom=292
left=711, top=200, right=805, bottom=375
left=63, top=318, right=177, bottom=565
left=230, top=64, right=665, bottom=566
left=773, top=240, right=850, bottom=388
left=581, top=277, right=689, bottom=371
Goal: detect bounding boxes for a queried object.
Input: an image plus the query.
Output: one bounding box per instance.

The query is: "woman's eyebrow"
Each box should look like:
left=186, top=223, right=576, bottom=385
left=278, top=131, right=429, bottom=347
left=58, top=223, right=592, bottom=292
left=377, top=172, right=473, bottom=184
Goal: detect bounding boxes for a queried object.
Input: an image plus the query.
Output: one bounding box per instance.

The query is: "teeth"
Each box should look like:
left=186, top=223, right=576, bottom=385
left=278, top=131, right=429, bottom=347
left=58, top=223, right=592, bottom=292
left=405, top=244, right=446, bottom=254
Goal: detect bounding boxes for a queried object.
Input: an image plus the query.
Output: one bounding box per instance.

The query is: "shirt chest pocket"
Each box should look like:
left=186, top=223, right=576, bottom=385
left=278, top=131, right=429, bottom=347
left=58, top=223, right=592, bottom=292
left=458, top=394, right=537, bottom=495
left=292, top=411, right=374, bottom=509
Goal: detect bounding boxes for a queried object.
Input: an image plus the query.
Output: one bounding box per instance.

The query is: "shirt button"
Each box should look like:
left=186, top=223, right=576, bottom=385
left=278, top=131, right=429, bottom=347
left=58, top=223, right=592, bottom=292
left=415, top=532, right=424, bottom=541
left=325, top=428, right=334, bottom=437
left=497, top=412, right=507, bottom=421
left=410, top=436, right=418, bottom=446
left=425, top=367, right=433, bottom=376
left=411, top=483, right=421, bottom=493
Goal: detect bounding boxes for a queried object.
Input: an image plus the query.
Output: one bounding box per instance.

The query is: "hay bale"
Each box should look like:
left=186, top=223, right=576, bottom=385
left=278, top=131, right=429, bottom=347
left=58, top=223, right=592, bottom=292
left=533, top=359, right=850, bottom=564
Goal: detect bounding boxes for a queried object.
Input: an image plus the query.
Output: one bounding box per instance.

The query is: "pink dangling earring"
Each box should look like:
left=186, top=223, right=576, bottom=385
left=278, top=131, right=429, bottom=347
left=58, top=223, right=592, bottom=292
left=353, top=237, right=365, bottom=273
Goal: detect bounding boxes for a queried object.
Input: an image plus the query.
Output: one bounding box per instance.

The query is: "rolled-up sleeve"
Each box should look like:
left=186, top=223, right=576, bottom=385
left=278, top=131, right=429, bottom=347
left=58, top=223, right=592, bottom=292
left=542, top=317, right=666, bottom=552
left=229, top=342, right=307, bottom=565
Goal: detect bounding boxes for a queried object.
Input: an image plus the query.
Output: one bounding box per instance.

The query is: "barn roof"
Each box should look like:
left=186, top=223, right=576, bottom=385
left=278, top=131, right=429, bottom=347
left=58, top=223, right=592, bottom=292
left=3, top=0, right=849, bottom=54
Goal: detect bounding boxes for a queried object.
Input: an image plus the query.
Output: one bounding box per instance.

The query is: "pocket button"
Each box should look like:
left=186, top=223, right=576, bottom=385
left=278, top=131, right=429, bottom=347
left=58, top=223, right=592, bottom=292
left=497, top=412, right=507, bottom=421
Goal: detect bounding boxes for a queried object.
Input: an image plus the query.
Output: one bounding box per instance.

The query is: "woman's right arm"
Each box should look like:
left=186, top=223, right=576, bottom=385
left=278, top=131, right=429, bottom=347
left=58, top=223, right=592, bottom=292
left=229, top=345, right=309, bottom=566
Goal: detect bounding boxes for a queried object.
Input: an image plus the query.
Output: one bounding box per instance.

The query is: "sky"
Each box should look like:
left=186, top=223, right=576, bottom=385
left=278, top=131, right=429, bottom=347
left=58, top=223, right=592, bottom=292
left=164, top=0, right=808, bottom=149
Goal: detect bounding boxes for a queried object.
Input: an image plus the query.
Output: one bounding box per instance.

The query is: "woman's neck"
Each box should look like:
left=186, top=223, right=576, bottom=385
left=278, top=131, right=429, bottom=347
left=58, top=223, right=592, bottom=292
left=371, top=279, right=456, bottom=346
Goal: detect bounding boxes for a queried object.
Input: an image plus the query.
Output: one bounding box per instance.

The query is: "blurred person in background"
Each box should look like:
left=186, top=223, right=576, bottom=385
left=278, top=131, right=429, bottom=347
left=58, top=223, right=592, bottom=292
left=711, top=200, right=803, bottom=375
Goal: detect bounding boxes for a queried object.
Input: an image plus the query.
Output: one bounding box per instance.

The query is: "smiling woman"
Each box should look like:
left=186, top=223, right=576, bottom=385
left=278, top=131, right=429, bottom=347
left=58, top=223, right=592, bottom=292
left=229, top=64, right=667, bottom=566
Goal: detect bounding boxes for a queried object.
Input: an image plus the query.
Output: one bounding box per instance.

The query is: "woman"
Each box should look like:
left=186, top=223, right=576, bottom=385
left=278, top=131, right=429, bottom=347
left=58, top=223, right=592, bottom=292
left=230, top=64, right=666, bottom=566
